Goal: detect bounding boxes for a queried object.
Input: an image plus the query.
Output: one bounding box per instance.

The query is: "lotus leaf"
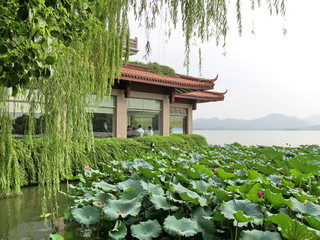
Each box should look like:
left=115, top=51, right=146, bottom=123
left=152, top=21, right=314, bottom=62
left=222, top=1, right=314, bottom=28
left=141, top=181, right=164, bottom=195
left=291, top=197, right=320, bottom=218
left=290, top=157, right=319, bottom=174
left=71, top=205, right=101, bottom=225
left=266, top=174, right=280, bottom=184
left=233, top=210, right=254, bottom=227
left=138, top=167, right=158, bottom=178
left=93, top=192, right=116, bottom=208
left=266, top=212, right=319, bottom=240
left=265, top=189, right=292, bottom=208
left=216, top=168, right=236, bottom=180
left=212, top=188, right=234, bottom=202
left=305, top=216, right=320, bottom=231
left=221, top=199, right=263, bottom=226
left=103, top=198, right=141, bottom=220
left=172, top=183, right=207, bottom=206
left=191, top=207, right=216, bottom=238
left=241, top=183, right=264, bottom=203
left=240, top=230, right=281, bottom=240
left=50, top=234, right=64, bottom=240
left=93, top=181, right=118, bottom=192
left=109, top=222, right=127, bottom=239
left=150, top=195, right=179, bottom=211
left=131, top=219, right=162, bottom=240
left=191, top=180, right=211, bottom=193
left=163, top=215, right=198, bottom=237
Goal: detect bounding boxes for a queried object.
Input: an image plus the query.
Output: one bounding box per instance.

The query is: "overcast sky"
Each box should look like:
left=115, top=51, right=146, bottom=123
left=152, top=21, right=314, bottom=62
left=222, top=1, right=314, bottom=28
left=129, top=0, right=320, bottom=120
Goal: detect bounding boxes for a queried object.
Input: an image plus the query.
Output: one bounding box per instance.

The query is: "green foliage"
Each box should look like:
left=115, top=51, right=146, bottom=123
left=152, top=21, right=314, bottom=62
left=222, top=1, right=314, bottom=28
left=56, top=143, right=320, bottom=239
left=1, top=0, right=287, bottom=211
left=147, top=62, right=178, bottom=77
left=0, top=134, right=204, bottom=197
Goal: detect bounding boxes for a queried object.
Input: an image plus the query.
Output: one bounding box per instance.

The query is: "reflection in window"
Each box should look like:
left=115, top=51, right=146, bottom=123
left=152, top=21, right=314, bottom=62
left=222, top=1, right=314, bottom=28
left=127, top=98, right=161, bottom=137
left=7, top=100, right=42, bottom=136
left=170, top=107, right=187, bottom=134
left=88, top=96, right=115, bottom=138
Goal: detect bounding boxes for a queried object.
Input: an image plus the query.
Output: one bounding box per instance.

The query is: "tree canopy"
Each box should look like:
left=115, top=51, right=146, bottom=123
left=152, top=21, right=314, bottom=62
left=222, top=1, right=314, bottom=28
left=0, top=0, right=286, bottom=197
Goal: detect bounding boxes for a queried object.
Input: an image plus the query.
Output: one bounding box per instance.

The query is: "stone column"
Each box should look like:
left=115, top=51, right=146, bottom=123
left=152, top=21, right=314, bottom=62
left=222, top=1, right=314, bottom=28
left=186, top=106, right=193, bottom=134
left=115, top=90, right=127, bottom=138
left=162, top=96, right=170, bottom=136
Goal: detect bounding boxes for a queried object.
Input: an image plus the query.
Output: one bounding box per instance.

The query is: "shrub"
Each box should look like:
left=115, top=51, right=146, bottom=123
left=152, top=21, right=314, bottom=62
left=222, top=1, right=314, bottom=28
left=3, top=134, right=207, bottom=191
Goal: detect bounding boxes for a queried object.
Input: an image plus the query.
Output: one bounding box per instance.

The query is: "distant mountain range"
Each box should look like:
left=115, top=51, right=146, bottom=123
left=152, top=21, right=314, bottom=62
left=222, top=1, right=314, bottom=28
left=193, top=114, right=320, bottom=130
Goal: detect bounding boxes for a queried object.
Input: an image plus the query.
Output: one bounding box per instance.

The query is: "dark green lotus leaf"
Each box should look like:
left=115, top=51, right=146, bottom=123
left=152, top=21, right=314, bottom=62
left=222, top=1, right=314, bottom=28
left=233, top=210, right=254, bottom=227
left=261, top=149, right=283, bottom=161
left=50, top=234, right=64, bottom=240
left=71, top=205, right=101, bottom=225
left=172, top=183, right=207, bottom=206
left=212, top=188, right=233, bottom=202
left=212, top=211, right=226, bottom=222
left=221, top=199, right=263, bottom=226
left=93, top=181, right=118, bottom=192
left=305, top=216, right=320, bottom=231
left=109, top=222, right=127, bottom=239
left=241, top=183, right=264, bottom=203
left=265, top=189, right=292, bottom=208
left=191, top=207, right=215, bottom=238
left=163, top=215, right=198, bottom=237
left=131, top=219, right=162, bottom=240
left=141, top=181, right=164, bottom=195
left=256, top=164, right=278, bottom=175
left=240, top=230, right=281, bottom=240
left=103, top=198, right=141, bottom=220
left=291, top=197, right=320, bottom=218
left=266, top=212, right=319, bottom=240
left=150, top=195, right=179, bottom=211
left=290, top=157, right=320, bottom=174
left=139, top=167, right=158, bottom=179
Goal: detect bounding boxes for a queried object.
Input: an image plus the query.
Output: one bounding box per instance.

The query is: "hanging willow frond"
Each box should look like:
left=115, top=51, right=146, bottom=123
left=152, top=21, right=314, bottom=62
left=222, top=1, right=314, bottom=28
left=0, top=0, right=286, bottom=198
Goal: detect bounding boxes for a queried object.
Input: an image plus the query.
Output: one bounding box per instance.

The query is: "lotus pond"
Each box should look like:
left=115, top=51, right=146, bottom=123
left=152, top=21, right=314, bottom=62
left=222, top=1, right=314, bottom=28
left=2, top=143, right=320, bottom=239
left=47, top=143, right=320, bottom=240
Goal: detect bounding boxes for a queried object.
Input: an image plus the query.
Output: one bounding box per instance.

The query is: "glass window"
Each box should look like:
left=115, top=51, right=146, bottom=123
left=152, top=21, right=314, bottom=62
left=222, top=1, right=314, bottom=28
left=127, top=98, right=161, bottom=137
left=7, top=101, right=42, bottom=136
left=170, top=107, right=187, bottom=134
left=88, top=96, right=115, bottom=138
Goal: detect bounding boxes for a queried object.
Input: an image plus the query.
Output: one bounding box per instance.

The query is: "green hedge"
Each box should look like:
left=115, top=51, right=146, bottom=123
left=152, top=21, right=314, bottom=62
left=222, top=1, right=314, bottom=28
left=10, top=134, right=207, bottom=189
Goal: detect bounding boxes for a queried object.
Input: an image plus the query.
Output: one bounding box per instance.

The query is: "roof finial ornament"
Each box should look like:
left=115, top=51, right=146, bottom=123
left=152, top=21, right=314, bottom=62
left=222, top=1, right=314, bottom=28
left=212, top=74, right=219, bottom=82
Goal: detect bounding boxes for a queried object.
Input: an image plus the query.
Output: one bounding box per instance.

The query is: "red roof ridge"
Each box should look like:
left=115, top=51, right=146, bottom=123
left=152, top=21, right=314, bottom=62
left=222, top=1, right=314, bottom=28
left=123, top=63, right=218, bottom=82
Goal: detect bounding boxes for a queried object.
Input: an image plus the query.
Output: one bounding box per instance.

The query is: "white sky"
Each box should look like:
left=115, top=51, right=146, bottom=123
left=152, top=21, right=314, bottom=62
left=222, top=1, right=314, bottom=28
left=129, top=0, right=320, bottom=120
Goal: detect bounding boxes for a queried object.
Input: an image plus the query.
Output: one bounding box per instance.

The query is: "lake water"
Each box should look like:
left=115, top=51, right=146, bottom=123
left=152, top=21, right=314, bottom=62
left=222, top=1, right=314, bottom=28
left=193, top=130, right=320, bottom=147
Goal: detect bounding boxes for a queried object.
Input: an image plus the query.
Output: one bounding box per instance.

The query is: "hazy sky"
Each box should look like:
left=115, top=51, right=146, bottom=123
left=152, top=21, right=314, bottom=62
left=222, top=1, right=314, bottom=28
left=129, top=0, right=320, bottom=120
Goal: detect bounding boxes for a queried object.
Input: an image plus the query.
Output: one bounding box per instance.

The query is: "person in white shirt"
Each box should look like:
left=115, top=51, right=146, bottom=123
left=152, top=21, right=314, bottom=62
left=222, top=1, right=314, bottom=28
left=136, top=125, right=145, bottom=136
left=146, top=126, right=154, bottom=136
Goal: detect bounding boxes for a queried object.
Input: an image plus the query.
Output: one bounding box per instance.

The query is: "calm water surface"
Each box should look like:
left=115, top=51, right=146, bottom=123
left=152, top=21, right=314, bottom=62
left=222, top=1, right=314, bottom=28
left=0, top=185, right=70, bottom=240
left=193, top=130, right=320, bottom=147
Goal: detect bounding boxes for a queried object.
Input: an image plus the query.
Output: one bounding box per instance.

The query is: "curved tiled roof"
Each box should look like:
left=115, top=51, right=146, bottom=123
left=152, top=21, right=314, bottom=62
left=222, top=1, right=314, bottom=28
left=176, top=90, right=227, bottom=103
left=120, top=63, right=216, bottom=90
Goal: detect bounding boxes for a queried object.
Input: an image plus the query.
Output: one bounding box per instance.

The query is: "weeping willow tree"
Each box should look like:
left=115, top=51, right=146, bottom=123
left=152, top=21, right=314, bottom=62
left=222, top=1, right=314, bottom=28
left=0, top=0, right=286, bottom=197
